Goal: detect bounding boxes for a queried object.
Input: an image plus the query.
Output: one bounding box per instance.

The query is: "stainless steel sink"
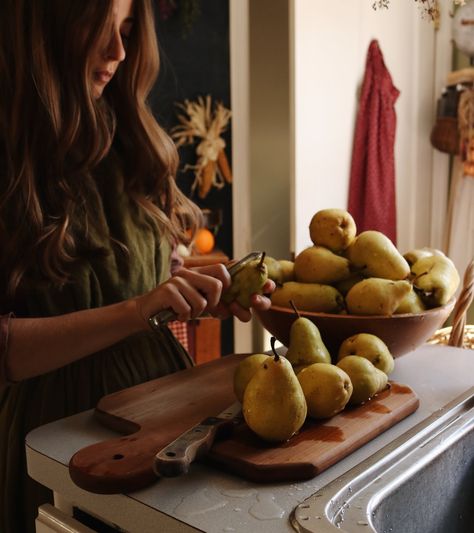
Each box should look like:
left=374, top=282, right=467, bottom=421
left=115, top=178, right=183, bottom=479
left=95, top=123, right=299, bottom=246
left=290, top=386, right=474, bottom=533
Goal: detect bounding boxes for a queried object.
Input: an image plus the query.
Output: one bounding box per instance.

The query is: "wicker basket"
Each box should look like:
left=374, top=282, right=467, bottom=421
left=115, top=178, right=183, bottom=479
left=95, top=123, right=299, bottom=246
left=427, top=259, right=474, bottom=349
left=430, top=117, right=460, bottom=155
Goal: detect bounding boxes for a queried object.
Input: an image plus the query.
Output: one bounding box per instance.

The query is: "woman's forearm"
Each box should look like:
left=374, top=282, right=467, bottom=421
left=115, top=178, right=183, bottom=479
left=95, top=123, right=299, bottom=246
left=6, top=299, right=146, bottom=382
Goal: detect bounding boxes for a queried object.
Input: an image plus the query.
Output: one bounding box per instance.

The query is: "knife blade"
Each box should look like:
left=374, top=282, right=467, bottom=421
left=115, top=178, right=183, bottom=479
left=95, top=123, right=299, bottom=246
left=153, top=401, right=242, bottom=477
left=148, top=250, right=264, bottom=330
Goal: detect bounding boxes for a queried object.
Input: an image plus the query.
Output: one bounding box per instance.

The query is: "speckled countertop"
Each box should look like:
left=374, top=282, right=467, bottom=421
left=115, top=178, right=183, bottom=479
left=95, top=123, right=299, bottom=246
left=26, top=344, right=474, bottom=533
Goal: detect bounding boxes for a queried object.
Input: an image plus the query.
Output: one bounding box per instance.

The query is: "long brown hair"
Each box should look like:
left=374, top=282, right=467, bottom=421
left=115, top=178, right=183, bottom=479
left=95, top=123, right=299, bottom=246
left=0, top=0, right=200, bottom=297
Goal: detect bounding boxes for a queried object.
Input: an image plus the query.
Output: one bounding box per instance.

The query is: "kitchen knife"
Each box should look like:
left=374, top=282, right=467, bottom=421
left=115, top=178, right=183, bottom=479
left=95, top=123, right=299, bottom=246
left=153, top=401, right=242, bottom=477
left=148, top=250, right=264, bottom=330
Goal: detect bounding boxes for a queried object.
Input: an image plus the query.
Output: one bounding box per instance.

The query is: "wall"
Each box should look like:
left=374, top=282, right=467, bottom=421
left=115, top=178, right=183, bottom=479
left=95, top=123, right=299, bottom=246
left=249, top=0, right=291, bottom=349
left=290, top=0, right=444, bottom=256
left=249, top=0, right=291, bottom=262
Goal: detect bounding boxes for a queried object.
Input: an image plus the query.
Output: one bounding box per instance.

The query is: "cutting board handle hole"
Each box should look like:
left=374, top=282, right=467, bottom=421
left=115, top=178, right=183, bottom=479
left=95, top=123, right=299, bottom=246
left=165, top=452, right=176, bottom=457
left=112, top=454, right=124, bottom=460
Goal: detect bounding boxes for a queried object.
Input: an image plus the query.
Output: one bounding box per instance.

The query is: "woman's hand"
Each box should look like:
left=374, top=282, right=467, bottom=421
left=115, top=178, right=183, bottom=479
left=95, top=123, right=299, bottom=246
left=216, top=278, right=276, bottom=322
left=134, top=263, right=231, bottom=327
left=133, top=262, right=276, bottom=328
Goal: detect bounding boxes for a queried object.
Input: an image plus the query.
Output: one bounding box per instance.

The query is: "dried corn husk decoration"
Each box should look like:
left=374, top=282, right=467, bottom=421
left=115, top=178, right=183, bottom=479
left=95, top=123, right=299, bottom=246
left=172, top=95, right=232, bottom=199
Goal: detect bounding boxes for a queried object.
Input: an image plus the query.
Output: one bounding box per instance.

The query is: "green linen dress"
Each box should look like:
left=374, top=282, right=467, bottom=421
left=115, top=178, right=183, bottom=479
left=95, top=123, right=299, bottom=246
left=0, top=160, right=193, bottom=533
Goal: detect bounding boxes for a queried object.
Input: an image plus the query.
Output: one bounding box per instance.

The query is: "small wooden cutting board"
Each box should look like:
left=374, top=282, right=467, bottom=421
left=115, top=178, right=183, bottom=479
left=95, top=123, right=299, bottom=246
left=69, top=354, right=419, bottom=494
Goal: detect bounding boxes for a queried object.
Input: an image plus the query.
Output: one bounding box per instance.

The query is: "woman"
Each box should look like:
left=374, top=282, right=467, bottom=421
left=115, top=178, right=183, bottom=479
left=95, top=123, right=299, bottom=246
left=0, top=1, right=274, bottom=531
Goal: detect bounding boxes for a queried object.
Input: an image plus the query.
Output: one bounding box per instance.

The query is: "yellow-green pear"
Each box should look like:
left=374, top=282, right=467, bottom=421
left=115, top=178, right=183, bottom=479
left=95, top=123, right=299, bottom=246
left=285, top=302, right=331, bottom=366
left=346, top=278, right=412, bottom=316
left=346, top=231, right=410, bottom=280
left=263, top=256, right=283, bottom=285
left=411, top=255, right=460, bottom=307
left=395, top=287, right=426, bottom=314
left=293, top=363, right=310, bottom=375
left=233, top=353, right=270, bottom=403
left=278, top=260, right=295, bottom=282
left=271, top=281, right=344, bottom=313
left=294, top=246, right=351, bottom=284
left=334, top=273, right=365, bottom=296
left=309, top=208, right=357, bottom=253
left=375, top=367, right=388, bottom=393
left=338, top=333, right=394, bottom=375
left=336, top=356, right=381, bottom=405
left=403, top=247, right=445, bottom=267
left=298, top=363, right=353, bottom=418
left=222, top=253, right=268, bottom=309
left=243, top=338, right=307, bottom=442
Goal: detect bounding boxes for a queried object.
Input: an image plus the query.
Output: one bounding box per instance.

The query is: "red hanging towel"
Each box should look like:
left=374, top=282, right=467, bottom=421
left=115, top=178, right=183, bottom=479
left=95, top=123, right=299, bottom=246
left=348, top=40, right=400, bottom=244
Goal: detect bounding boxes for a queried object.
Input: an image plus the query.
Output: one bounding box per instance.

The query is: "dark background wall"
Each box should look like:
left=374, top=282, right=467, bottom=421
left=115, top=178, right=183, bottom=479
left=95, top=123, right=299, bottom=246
left=149, top=0, right=234, bottom=354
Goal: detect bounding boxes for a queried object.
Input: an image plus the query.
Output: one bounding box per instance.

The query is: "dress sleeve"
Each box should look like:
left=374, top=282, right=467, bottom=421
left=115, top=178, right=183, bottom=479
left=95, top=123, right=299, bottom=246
left=0, top=313, right=14, bottom=387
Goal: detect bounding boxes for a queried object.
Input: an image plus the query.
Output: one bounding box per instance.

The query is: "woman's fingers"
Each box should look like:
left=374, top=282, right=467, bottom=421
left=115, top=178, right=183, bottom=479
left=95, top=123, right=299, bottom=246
left=228, top=301, right=252, bottom=322
left=174, top=266, right=228, bottom=311
left=165, top=277, right=208, bottom=320
left=190, top=263, right=232, bottom=290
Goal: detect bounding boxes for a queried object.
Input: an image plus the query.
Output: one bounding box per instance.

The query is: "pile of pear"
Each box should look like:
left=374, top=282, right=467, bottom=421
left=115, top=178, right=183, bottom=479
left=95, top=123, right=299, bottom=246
left=234, top=312, right=395, bottom=443
left=266, top=208, right=460, bottom=315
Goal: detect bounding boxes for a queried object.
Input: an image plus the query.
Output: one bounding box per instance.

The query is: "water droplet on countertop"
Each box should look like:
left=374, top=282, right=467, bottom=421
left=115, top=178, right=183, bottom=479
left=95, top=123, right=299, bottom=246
left=174, top=487, right=228, bottom=517
left=249, top=493, right=285, bottom=520
left=220, top=488, right=257, bottom=498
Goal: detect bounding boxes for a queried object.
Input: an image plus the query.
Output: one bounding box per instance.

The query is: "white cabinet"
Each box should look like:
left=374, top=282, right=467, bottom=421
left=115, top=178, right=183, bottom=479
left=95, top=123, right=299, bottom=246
left=36, top=504, right=94, bottom=533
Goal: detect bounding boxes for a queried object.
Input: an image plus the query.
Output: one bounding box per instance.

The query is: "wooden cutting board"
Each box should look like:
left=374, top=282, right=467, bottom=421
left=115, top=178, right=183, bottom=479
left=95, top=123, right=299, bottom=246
left=69, top=354, right=419, bottom=494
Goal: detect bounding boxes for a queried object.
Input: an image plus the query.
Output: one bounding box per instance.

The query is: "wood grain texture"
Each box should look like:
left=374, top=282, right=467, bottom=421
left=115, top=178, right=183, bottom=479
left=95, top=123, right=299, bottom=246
left=69, top=355, right=419, bottom=494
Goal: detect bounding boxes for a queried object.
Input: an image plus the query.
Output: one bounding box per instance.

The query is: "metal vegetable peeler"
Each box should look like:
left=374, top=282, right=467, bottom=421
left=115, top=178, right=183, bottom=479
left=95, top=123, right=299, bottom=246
left=148, top=251, right=264, bottom=330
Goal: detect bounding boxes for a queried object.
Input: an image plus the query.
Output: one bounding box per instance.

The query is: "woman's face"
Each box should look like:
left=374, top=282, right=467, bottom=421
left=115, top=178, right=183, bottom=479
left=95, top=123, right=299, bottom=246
left=90, top=0, right=134, bottom=98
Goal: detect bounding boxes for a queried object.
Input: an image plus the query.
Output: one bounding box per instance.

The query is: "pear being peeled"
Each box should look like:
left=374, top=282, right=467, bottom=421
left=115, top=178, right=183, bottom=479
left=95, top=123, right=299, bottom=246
left=336, top=355, right=384, bottom=405
left=222, top=256, right=268, bottom=309
left=286, top=316, right=331, bottom=366
left=309, top=208, right=357, bottom=253
left=338, top=333, right=394, bottom=375
left=298, top=363, right=353, bottom=419
left=294, top=246, right=351, bottom=284
left=233, top=354, right=270, bottom=403
left=243, top=352, right=307, bottom=442
left=346, top=278, right=412, bottom=315
left=346, top=230, right=410, bottom=280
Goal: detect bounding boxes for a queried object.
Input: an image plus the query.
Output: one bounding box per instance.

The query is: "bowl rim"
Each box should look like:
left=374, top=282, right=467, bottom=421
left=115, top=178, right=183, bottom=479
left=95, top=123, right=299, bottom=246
left=262, top=297, right=456, bottom=320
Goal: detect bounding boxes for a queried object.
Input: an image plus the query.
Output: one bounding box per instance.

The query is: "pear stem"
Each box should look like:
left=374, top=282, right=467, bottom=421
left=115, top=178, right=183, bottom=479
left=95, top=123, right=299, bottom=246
left=258, top=251, right=266, bottom=268
left=270, top=336, right=280, bottom=361
left=289, top=299, right=300, bottom=318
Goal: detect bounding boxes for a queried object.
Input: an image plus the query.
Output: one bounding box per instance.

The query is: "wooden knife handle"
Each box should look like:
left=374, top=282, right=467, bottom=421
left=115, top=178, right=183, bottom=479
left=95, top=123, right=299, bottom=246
left=153, top=416, right=235, bottom=477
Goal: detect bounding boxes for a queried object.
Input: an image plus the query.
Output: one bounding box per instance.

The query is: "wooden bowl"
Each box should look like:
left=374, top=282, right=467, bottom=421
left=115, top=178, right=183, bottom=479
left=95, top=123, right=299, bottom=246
left=254, top=298, right=456, bottom=359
